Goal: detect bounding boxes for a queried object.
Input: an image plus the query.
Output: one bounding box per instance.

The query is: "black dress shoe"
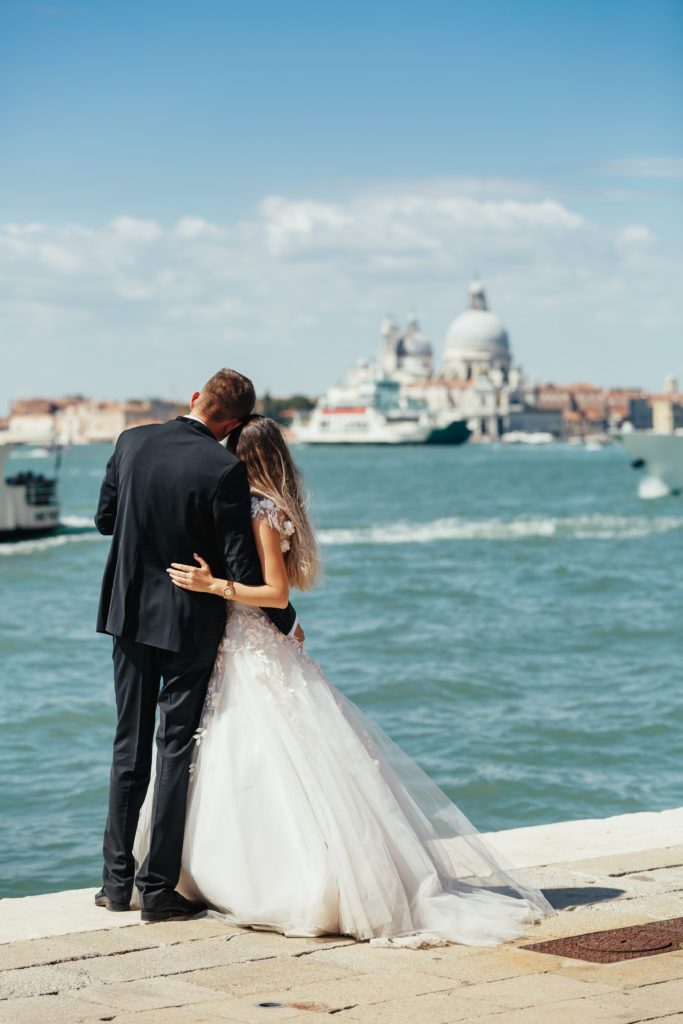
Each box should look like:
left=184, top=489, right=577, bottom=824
left=94, top=887, right=131, bottom=912
left=140, top=889, right=207, bottom=923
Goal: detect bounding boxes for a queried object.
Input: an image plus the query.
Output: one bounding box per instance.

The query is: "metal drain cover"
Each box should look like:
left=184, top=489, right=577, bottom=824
left=522, top=917, right=683, bottom=964
left=577, top=933, right=672, bottom=955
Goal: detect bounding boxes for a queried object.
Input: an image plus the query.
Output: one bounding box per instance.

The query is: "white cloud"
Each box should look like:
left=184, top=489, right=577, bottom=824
left=168, top=298, right=245, bottom=322
left=0, top=187, right=590, bottom=295
left=37, top=241, right=83, bottom=273
left=618, top=224, right=657, bottom=245
left=361, top=176, right=547, bottom=200
left=260, top=197, right=352, bottom=256
left=601, top=157, right=683, bottom=180
left=2, top=298, right=92, bottom=331
left=0, top=178, right=681, bottom=402
left=254, top=191, right=583, bottom=274
left=108, top=216, right=163, bottom=242
left=6, top=222, right=45, bottom=235
left=174, top=217, right=224, bottom=239
left=114, top=278, right=155, bottom=301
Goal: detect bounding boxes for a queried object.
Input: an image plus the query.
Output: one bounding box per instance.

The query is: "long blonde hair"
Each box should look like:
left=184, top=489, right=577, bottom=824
left=234, top=415, right=321, bottom=590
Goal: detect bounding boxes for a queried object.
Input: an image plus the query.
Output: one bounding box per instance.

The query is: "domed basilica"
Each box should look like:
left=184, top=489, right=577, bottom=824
left=442, top=280, right=511, bottom=383
left=377, top=278, right=533, bottom=438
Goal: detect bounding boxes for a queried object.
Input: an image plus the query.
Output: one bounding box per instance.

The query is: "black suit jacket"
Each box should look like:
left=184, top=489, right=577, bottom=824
left=95, top=416, right=296, bottom=653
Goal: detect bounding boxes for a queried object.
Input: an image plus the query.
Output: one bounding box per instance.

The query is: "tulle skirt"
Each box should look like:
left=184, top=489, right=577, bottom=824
left=134, top=605, right=555, bottom=947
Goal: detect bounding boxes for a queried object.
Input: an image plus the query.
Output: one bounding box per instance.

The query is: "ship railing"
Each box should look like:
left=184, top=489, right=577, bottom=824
left=6, top=475, right=58, bottom=506
left=27, top=478, right=57, bottom=506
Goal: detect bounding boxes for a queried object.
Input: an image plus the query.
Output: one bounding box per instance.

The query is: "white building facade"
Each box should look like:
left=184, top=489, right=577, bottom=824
left=378, top=279, right=537, bottom=439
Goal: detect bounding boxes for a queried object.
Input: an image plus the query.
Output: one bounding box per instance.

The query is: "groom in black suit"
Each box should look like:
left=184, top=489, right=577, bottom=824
left=94, top=368, right=299, bottom=921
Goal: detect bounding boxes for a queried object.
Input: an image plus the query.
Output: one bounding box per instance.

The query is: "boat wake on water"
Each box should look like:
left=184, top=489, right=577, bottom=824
left=638, top=476, right=672, bottom=500
left=319, top=512, right=683, bottom=546
left=5, top=512, right=680, bottom=557
left=0, top=516, right=101, bottom=556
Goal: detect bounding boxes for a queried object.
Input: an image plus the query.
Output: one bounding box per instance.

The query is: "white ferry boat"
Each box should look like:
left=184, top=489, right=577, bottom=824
left=0, top=441, right=61, bottom=541
left=620, top=430, right=683, bottom=496
left=291, top=378, right=470, bottom=446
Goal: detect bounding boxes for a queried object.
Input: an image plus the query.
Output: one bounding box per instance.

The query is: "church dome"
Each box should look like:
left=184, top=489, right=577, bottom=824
left=403, top=314, right=432, bottom=357
left=443, top=281, right=510, bottom=364
left=445, top=309, right=509, bottom=355
left=404, top=331, right=432, bottom=357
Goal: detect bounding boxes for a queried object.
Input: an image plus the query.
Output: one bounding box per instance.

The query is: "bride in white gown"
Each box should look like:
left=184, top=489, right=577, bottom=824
left=134, top=415, right=555, bottom=947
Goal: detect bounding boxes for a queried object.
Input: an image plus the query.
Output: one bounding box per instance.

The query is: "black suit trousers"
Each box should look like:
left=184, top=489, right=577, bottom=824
left=102, top=636, right=215, bottom=906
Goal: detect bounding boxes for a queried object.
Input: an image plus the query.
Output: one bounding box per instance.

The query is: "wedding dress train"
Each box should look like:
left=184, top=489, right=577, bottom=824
left=134, top=499, right=555, bottom=947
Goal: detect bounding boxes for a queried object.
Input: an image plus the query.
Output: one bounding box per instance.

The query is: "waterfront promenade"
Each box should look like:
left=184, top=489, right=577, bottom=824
left=1, top=807, right=681, bottom=1024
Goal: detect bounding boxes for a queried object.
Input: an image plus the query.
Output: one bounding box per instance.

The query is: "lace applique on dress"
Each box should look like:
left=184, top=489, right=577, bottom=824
left=189, top=495, right=296, bottom=766
left=250, top=495, right=295, bottom=553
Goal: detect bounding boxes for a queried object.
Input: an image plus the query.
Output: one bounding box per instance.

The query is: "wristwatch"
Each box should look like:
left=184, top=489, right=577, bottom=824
left=223, top=580, right=236, bottom=600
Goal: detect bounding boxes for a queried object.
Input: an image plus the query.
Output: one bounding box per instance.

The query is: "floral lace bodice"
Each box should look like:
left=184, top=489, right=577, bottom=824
left=250, top=495, right=295, bottom=553
left=192, top=496, right=300, bottom=757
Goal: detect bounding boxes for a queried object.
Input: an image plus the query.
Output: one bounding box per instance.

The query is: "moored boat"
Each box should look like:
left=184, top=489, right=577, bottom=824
left=425, top=418, right=472, bottom=445
left=0, top=441, right=61, bottom=541
left=291, top=378, right=469, bottom=446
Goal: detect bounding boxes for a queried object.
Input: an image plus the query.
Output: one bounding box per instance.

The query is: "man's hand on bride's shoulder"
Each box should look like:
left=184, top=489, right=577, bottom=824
left=167, top=554, right=220, bottom=596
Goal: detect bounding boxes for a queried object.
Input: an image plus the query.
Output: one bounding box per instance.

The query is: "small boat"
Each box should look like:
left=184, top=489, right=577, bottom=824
left=583, top=433, right=611, bottom=451
left=425, top=418, right=472, bottom=446
left=501, top=431, right=554, bottom=445
left=619, top=429, right=683, bottom=496
left=292, top=378, right=469, bottom=446
left=0, top=440, right=61, bottom=541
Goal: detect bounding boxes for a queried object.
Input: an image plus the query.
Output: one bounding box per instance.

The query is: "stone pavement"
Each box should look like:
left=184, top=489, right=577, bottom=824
left=1, top=809, right=682, bottom=1024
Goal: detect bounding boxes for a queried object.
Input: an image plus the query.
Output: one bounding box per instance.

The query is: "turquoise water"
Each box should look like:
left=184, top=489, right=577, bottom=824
left=1, top=441, right=681, bottom=898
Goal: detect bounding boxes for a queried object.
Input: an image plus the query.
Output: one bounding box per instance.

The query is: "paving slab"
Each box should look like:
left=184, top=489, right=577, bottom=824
left=420, top=946, right=566, bottom=984
left=0, top=889, right=138, bottom=944
left=560, top=950, right=683, bottom=987
left=196, top=993, right=317, bottom=1021
left=488, top=807, right=683, bottom=868
left=604, top=978, right=683, bottom=1018
left=302, top=940, right=487, bottom=977
left=439, top=970, right=618, bottom=1009
left=74, top=976, right=227, bottom=1012
left=0, top=961, right=95, bottom=1000
left=0, top=925, right=168, bottom=971
left=61, top=934, right=247, bottom=985
left=334, top=985, right=508, bottom=1023
left=465, top=995, right=653, bottom=1024
left=79, top=1008, right=234, bottom=1024
left=229, top=966, right=460, bottom=1014
left=2, top=807, right=683, bottom=1023
left=0, top=992, right=120, bottom=1024
left=559, top=846, right=683, bottom=878
left=181, top=954, right=357, bottom=997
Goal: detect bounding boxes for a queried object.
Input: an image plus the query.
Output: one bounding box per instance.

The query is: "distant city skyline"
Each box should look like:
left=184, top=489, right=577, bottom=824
left=1, top=0, right=681, bottom=410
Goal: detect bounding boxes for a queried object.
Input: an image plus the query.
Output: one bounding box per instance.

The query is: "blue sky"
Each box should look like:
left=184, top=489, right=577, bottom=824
left=1, top=0, right=681, bottom=408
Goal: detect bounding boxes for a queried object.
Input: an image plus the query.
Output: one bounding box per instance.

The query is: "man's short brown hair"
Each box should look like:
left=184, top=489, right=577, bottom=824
left=197, top=368, right=256, bottom=421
